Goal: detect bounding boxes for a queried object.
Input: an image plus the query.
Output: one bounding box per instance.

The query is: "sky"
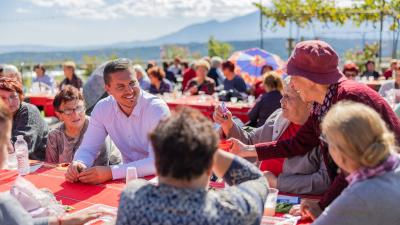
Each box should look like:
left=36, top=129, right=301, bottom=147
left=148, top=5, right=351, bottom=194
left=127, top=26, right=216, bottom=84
left=0, top=0, right=258, bottom=47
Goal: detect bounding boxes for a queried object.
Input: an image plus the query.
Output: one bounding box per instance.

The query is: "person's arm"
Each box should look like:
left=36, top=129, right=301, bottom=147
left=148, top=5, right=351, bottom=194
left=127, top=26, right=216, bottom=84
left=45, top=130, right=59, bottom=163
left=213, top=150, right=267, bottom=224
left=318, top=172, right=348, bottom=209
left=313, top=192, right=375, bottom=225
left=238, top=78, right=248, bottom=93
left=255, top=115, right=320, bottom=160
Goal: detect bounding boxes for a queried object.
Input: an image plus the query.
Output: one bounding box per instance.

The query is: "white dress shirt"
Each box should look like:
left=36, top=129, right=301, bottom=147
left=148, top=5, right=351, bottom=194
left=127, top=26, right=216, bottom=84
left=74, top=90, right=170, bottom=179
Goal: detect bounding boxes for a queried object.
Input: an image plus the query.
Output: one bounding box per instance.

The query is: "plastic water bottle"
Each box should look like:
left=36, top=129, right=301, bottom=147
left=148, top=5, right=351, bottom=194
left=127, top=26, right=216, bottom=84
left=14, top=135, right=30, bottom=175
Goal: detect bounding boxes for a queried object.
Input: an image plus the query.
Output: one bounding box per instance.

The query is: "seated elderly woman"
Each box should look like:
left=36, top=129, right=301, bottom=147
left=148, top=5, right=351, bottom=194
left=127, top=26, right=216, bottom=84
left=1, top=65, right=22, bottom=83
left=46, top=85, right=120, bottom=165
left=308, top=101, right=400, bottom=225
left=184, top=60, right=216, bottom=95
left=133, top=64, right=151, bottom=91
left=116, top=107, right=268, bottom=225
left=248, top=72, right=283, bottom=128
left=0, top=77, right=48, bottom=160
left=147, top=66, right=173, bottom=95
left=0, top=101, right=107, bottom=225
left=214, top=77, right=330, bottom=195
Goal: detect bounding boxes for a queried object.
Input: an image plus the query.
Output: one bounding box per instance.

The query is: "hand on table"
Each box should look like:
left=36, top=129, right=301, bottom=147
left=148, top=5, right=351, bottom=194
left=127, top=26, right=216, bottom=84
left=65, top=161, right=87, bottom=183
left=213, top=105, right=233, bottom=134
left=51, top=206, right=116, bottom=225
left=263, top=171, right=277, bottom=188
left=228, top=138, right=257, bottom=158
left=300, top=199, right=323, bottom=221
left=78, top=166, right=113, bottom=184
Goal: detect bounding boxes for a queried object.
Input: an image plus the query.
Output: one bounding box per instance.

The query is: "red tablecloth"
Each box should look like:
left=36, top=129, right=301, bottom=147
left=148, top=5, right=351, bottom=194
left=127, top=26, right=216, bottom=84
left=0, top=165, right=312, bottom=224
left=25, top=94, right=56, bottom=117
left=164, top=95, right=253, bottom=123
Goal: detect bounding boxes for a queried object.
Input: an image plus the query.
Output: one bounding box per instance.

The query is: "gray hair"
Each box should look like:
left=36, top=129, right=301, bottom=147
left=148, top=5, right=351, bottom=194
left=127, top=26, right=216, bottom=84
left=210, top=56, right=223, bottom=68
left=132, top=64, right=149, bottom=79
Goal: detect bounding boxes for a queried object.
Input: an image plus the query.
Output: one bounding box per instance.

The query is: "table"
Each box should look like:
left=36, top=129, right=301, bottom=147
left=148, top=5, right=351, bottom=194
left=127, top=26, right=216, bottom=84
left=163, top=95, right=253, bottom=123
left=24, top=94, right=56, bottom=117
left=0, top=164, right=313, bottom=224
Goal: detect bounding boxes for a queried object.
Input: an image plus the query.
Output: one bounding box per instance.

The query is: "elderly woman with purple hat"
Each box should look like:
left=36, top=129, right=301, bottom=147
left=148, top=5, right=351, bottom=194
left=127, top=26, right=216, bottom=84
left=228, top=40, right=400, bottom=220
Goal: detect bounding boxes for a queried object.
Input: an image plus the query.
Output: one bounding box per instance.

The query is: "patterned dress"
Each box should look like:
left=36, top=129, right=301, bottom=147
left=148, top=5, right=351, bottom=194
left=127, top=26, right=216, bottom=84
left=116, top=157, right=268, bottom=225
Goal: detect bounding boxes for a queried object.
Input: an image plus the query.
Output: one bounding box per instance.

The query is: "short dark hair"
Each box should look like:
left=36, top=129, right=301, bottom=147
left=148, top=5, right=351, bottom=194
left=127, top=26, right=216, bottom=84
left=103, top=58, right=134, bottom=85
left=147, top=66, right=165, bottom=81
left=222, top=61, right=235, bottom=72
left=33, top=64, right=46, bottom=73
left=53, top=85, right=84, bottom=111
left=149, top=107, right=218, bottom=181
left=366, top=60, right=375, bottom=66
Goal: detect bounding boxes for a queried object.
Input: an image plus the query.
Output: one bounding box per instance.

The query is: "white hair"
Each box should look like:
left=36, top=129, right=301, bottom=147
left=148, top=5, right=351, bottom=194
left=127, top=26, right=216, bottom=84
left=210, top=56, right=223, bottom=68
left=132, top=64, right=148, bottom=78
left=3, top=64, right=20, bottom=77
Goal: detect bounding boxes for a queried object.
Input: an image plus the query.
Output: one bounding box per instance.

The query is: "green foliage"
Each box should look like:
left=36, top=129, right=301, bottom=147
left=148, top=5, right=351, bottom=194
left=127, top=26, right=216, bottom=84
left=344, top=42, right=379, bottom=69
left=161, top=45, right=190, bottom=61
left=82, top=54, right=98, bottom=78
left=208, top=36, right=233, bottom=59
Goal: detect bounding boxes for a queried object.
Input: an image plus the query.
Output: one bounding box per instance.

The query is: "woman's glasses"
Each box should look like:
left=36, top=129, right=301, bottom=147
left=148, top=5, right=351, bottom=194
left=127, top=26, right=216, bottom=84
left=58, top=105, right=85, bottom=115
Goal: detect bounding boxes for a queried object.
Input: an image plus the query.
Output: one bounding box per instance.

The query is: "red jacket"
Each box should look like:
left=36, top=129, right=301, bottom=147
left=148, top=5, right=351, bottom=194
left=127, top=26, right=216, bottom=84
left=255, top=79, right=400, bottom=208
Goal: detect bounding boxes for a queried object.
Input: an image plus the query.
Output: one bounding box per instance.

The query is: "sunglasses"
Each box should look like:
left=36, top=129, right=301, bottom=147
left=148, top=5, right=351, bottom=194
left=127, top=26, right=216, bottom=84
left=58, top=105, right=85, bottom=115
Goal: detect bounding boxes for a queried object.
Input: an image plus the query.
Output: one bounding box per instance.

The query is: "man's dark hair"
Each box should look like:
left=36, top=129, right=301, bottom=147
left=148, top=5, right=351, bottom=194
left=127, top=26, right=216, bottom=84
left=33, top=64, right=46, bottom=73
left=53, top=85, right=84, bottom=111
left=149, top=107, right=218, bottom=181
left=103, top=58, right=134, bottom=85
left=222, top=61, right=235, bottom=72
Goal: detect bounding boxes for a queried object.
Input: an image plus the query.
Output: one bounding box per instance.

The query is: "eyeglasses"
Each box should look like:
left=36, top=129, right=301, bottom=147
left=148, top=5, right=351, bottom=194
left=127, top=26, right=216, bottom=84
left=0, top=93, right=19, bottom=103
left=58, top=105, right=85, bottom=115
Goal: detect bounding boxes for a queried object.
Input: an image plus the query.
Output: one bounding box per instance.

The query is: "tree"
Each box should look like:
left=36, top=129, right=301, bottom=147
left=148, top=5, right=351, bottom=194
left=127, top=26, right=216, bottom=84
left=208, top=36, right=233, bottom=59
left=160, top=45, right=190, bottom=61
left=344, top=42, right=379, bottom=70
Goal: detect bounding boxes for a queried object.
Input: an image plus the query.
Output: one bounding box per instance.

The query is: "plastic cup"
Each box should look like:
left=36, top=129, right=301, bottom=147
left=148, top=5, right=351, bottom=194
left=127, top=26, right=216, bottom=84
left=264, top=188, right=279, bottom=216
left=126, top=167, right=138, bottom=184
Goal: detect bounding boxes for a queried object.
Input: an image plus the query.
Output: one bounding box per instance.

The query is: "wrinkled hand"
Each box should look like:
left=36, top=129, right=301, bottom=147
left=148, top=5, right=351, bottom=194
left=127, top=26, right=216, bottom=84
left=263, top=171, right=277, bottom=188
left=59, top=207, right=116, bottom=225
left=78, top=166, right=113, bottom=184
left=300, top=199, right=323, bottom=221
left=65, top=161, right=87, bottom=183
left=213, top=105, right=233, bottom=133
left=228, top=138, right=257, bottom=158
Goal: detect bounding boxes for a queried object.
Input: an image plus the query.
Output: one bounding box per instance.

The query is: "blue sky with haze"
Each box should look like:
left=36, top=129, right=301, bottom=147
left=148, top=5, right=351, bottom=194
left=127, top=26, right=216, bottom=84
left=0, top=0, right=258, bottom=46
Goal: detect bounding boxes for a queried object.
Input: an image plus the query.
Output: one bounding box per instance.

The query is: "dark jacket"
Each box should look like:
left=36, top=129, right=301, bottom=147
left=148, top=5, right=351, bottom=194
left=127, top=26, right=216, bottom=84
left=248, top=90, right=282, bottom=127
left=59, top=74, right=83, bottom=90
left=12, top=102, right=49, bottom=160
left=254, top=79, right=400, bottom=209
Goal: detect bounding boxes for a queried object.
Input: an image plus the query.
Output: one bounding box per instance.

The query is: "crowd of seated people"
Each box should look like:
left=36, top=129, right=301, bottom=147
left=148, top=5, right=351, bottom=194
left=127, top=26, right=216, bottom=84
left=1, top=41, right=400, bottom=225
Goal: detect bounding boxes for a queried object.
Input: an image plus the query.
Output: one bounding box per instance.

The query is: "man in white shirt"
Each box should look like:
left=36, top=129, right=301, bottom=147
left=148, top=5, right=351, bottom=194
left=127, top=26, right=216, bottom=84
left=65, top=58, right=170, bottom=184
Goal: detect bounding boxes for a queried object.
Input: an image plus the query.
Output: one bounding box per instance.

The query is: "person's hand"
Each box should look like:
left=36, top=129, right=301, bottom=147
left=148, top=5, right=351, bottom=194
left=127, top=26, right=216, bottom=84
left=65, top=161, right=87, bottom=183
left=78, top=166, right=113, bottom=184
left=300, top=199, right=323, bottom=221
left=228, top=138, right=257, bottom=158
left=213, top=105, right=233, bottom=134
left=289, top=204, right=301, bottom=217
left=55, top=207, right=117, bottom=225
left=263, top=171, right=277, bottom=188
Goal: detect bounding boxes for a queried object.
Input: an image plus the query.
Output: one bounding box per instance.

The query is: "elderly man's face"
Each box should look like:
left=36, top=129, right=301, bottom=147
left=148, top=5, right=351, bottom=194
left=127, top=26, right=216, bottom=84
left=280, top=84, right=310, bottom=124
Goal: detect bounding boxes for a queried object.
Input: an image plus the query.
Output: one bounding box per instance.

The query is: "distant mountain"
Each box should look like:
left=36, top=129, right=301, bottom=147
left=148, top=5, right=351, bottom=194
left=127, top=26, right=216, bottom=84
left=0, top=38, right=396, bottom=64
left=1, top=11, right=395, bottom=54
